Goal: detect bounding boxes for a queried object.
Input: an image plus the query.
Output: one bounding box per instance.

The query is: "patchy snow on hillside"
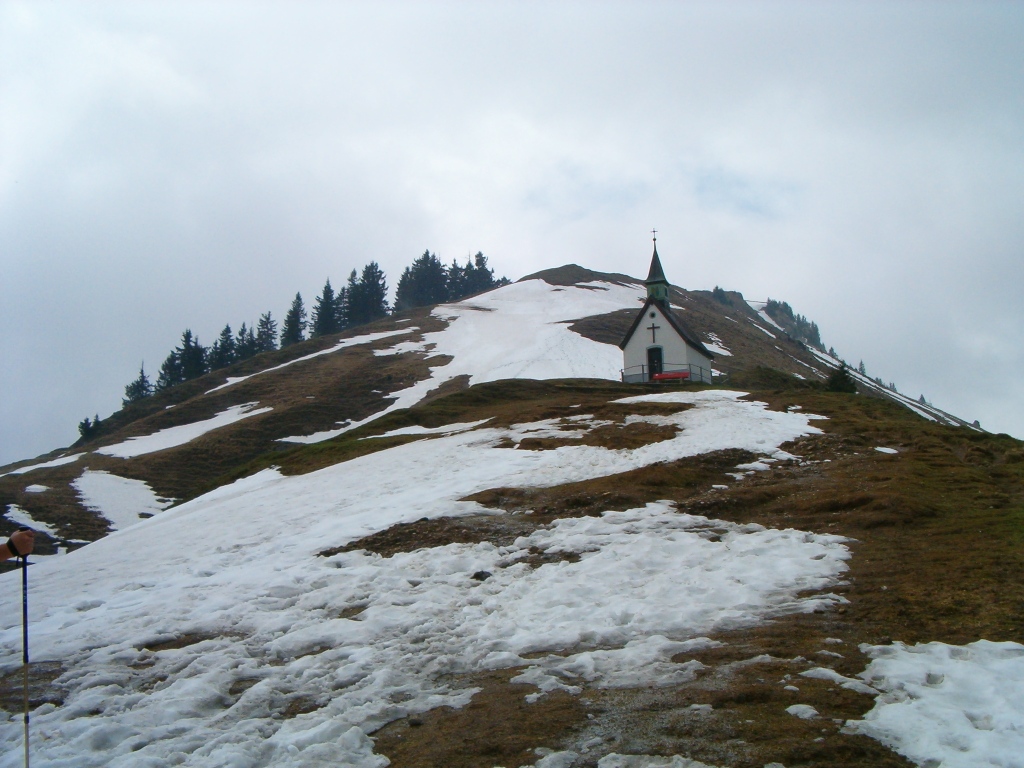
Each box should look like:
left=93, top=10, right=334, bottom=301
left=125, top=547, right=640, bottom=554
left=96, top=402, right=273, bottom=458
left=848, top=640, right=1024, bottom=768
left=0, top=452, right=83, bottom=477
left=4, top=504, right=59, bottom=537
left=72, top=470, right=175, bottom=530
left=0, top=391, right=845, bottom=767
left=282, top=278, right=643, bottom=444
left=702, top=332, right=731, bottom=356
left=745, top=300, right=786, bottom=332
left=206, top=328, right=418, bottom=394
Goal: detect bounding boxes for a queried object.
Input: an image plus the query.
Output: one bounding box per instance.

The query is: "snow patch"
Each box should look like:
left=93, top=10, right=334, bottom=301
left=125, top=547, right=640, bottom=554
left=875, top=447, right=899, bottom=455
left=787, top=704, right=819, bottom=719
left=97, top=403, right=272, bottom=458
left=72, top=470, right=174, bottom=530
left=365, top=419, right=493, bottom=439
left=24, top=484, right=47, bottom=493
left=702, top=332, right=732, bottom=357
left=848, top=640, right=1024, bottom=768
left=205, top=327, right=417, bottom=393
left=0, top=453, right=84, bottom=477
left=4, top=505, right=59, bottom=537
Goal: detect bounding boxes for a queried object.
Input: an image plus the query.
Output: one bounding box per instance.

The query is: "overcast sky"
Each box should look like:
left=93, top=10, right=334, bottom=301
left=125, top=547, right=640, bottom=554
left=2, top=1, right=1022, bottom=466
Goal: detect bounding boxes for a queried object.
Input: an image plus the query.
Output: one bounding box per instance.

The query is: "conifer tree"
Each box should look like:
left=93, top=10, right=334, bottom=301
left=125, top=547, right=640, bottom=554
left=825, top=363, right=858, bottom=393
left=394, top=251, right=448, bottom=312
left=342, top=270, right=360, bottom=328
left=858, top=360, right=867, bottom=375
left=178, top=329, right=208, bottom=381
left=463, top=252, right=496, bottom=296
left=311, top=279, right=339, bottom=337
left=256, top=312, right=278, bottom=352
left=446, top=258, right=466, bottom=300
left=235, top=322, right=258, bottom=360
left=334, top=286, right=349, bottom=331
left=209, top=324, right=236, bottom=370
left=156, top=349, right=184, bottom=391
left=280, top=293, right=307, bottom=347
left=123, top=364, right=154, bottom=407
left=360, top=261, right=389, bottom=322
left=346, top=263, right=389, bottom=326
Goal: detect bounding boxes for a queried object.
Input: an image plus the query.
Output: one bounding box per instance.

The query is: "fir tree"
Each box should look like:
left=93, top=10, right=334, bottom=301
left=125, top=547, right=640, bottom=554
left=712, top=286, right=731, bottom=305
left=280, top=293, right=307, bottom=347
left=446, top=258, right=466, bottom=300
left=178, top=329, right=208, bottom=381
left=463, top=252, right=496, bottom=296
left=342, top=270, right=360, bottom=328
left=858, top=360, right=867, bottom=375
left=394, top=251, right=448, bottom=312
left=78, top=416, right=98, bottom=440
left=208, top=324, right=236, bottom=370
left=346, top=263, right=389, bottom=326
left=311, top=279, right=339, bottom=337
left=334, top=286, right=349, bottom=331
left=123, top=364, right=154, bottom=407
left=156, top=348, right=184, bottom=391
left=236, top=322, right=258, bottom=360
left=825, top=363, right=858, bottom=393
left=256, top=312, right=278, bottom=352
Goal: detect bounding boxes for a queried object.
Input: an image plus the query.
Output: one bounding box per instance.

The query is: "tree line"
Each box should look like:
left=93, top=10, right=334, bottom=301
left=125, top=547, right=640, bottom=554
left=102, top=252, right=506, bottom=429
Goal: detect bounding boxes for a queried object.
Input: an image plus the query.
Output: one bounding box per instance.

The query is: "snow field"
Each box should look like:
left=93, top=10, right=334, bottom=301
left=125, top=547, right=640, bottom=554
left=0, top=391, right=839, bottom=767
left=96, top=402, right=273, bottom=458
left=847, top=640, right=1024, bottom=768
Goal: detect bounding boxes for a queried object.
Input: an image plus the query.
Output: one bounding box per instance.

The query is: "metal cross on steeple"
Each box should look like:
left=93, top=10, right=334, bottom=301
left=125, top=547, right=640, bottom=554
left=651, top=228, right=657, bottom=243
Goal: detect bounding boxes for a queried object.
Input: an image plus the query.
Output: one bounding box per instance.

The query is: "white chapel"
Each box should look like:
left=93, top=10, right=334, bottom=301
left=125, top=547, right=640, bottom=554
left=619, top=237, right=715, bottom=383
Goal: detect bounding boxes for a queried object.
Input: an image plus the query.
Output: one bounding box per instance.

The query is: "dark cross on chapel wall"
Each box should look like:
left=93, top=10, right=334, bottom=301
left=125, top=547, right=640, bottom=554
left=647, top=321, right=660, bottom=343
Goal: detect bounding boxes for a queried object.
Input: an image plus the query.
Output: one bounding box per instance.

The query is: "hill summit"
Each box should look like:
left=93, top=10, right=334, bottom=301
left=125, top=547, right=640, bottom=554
left=0, top=266, right=1021, bottom=768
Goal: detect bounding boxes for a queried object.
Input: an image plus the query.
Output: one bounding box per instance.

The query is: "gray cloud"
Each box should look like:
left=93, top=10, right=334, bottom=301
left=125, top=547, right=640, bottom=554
left=2, top=1, right=1023, bottom=464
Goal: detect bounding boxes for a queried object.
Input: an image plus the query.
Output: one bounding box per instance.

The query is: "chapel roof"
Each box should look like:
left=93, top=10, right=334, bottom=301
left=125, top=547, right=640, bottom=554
left=618, top=296, right=716, bottom=359
left=645, top=244, right=668, bottom=284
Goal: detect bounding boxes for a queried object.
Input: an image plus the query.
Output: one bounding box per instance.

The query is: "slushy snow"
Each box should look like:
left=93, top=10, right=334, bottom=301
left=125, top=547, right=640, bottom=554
left=0, top=391, right=847, bottom=767
left=848, top=640, right=1024, bottom=768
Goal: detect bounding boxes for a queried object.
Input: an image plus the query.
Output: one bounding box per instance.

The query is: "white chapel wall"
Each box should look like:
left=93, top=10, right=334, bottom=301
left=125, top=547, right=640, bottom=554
left=622, top=305, right=713, bottom=379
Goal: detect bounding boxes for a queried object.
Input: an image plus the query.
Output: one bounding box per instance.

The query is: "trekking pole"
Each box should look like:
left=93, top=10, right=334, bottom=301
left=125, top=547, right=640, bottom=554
left=20, top=549, right=30, bottom=768
left=18, top=536, right=30, bottom=768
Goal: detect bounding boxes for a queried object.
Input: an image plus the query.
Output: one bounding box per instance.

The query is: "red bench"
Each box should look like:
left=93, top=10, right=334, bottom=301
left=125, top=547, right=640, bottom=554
left=652, top=371, right=690, bottom=381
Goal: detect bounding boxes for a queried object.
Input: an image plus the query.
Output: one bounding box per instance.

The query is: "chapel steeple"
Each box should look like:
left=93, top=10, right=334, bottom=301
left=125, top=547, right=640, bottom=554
left=645, top=229, right=670, bottom=305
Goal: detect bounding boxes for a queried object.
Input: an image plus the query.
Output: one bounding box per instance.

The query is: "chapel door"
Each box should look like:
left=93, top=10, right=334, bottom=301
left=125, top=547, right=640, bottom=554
left=647, top=347, right=663, bottom=379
